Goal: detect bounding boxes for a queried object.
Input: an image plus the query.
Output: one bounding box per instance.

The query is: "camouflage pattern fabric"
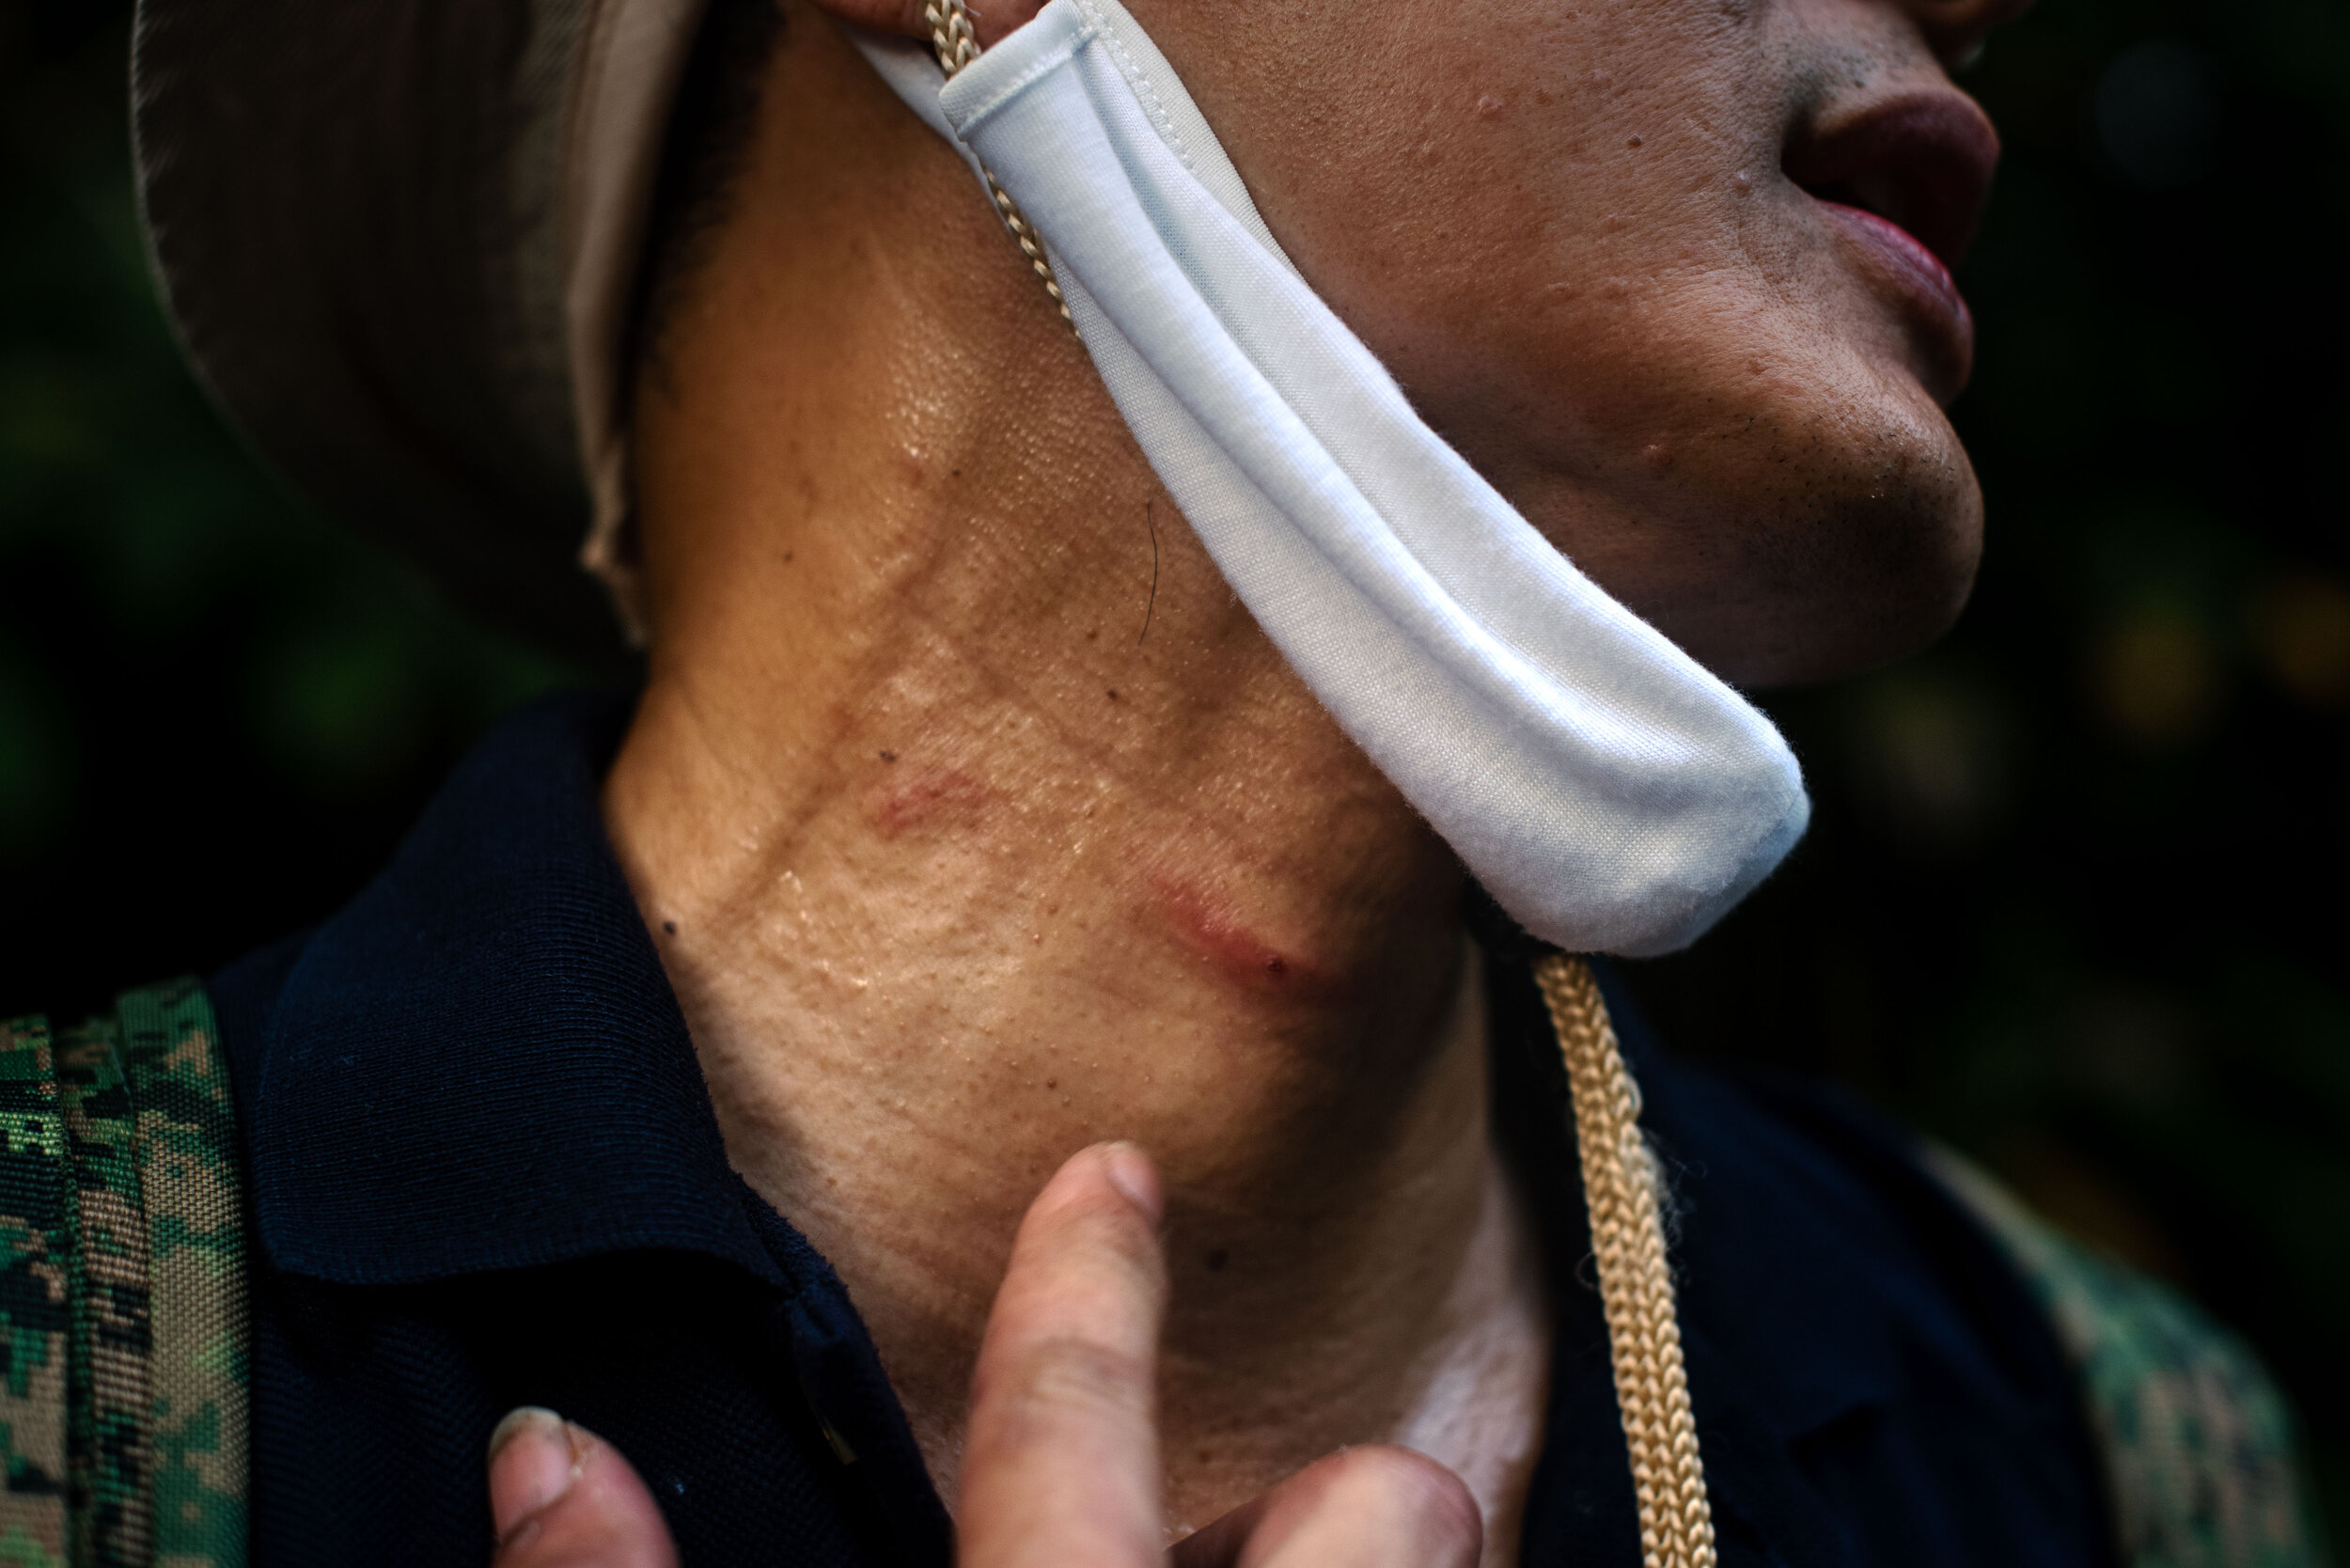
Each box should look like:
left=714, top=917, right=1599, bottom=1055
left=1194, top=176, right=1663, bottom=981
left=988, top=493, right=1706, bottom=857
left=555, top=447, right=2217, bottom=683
left=0, top=985, right=246, bottom=1568
left=57, top=1016, right=155, bottom=1566
left=1927, top=1148, right=2327, bottom=1568
left=0, top=1017, right=70, bottom=1567
left=116, top=985, right=246, bottom=1568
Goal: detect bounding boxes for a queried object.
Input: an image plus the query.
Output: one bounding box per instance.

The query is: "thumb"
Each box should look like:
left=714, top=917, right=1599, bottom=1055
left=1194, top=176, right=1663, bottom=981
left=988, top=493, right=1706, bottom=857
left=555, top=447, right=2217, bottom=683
left=489, top=1407, right=681, bottom=1568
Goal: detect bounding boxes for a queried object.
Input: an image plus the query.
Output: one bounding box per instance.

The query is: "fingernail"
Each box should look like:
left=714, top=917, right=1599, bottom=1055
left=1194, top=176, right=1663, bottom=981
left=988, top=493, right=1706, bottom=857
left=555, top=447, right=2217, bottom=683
left=489, top=1406, right=579, bottom=1538
left=1101, top=1141, right=1163, bottom=1226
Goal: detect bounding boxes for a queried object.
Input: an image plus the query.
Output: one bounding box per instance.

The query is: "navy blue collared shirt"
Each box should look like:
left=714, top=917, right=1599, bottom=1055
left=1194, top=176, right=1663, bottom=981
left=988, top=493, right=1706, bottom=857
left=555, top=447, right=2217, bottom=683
left=211, top=694, right=2115, bottom=1566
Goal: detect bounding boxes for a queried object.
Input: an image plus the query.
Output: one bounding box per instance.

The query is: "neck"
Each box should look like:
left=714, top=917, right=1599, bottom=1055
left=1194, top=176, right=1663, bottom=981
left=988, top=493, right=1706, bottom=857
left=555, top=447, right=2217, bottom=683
left=600, top=3, right=1546, bottom=1545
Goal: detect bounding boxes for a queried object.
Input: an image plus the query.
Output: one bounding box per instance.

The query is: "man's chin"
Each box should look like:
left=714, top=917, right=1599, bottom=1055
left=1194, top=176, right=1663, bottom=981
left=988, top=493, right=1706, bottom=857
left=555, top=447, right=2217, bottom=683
left=1710, top=539, right=1982, bottom=691
left=1627, top=466, right=1986, bottom=691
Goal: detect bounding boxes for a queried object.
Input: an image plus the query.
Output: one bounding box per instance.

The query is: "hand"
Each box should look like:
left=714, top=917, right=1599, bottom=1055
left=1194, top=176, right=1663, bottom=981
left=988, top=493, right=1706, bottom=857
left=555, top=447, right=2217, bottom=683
left=963, top=1142, right=1482, bottom=1568
left=487, top=1143, right=1481, bottom=1567
left=487, top=1408, right=677, bottom=1568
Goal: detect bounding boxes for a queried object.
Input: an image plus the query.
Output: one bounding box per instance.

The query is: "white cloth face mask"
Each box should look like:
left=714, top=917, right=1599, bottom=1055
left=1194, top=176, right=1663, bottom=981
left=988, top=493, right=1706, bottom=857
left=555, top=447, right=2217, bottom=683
left=853, top=0, right=1809, bottom=958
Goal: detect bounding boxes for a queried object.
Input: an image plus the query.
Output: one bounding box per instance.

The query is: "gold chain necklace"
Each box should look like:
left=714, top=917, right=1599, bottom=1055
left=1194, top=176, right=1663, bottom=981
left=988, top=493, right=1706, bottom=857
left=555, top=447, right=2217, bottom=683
left=1536, top=952, right=1718, bottom=1568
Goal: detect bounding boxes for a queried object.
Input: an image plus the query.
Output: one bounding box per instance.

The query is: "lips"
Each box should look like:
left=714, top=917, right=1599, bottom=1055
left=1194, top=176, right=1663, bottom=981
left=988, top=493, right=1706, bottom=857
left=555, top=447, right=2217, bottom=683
left=1817, top=197, right=1975, bottom=386
left=1785, top=92, right=2000, bottom=267
left=1783, top=91, right=1999, bottom=393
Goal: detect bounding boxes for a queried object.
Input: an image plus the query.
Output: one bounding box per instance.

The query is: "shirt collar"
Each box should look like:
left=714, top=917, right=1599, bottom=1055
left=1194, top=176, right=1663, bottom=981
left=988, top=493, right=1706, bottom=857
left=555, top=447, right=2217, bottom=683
left=245, top=692, right=783, bottom=1287
left=1495, top=957, right=1904, bottom=1447
left=1622, top=1018, right=1905, bottom=1443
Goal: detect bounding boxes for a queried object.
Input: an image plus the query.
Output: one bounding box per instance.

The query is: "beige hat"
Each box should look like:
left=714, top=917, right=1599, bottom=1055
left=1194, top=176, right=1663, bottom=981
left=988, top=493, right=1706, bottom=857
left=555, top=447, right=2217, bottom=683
left=133, top=0, right=717, bottom=659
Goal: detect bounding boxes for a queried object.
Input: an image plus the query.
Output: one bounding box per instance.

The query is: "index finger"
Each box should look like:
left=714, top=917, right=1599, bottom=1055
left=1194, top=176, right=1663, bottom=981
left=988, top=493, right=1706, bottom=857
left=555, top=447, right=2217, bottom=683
left=957, top=1142, right=1169, bottom=1568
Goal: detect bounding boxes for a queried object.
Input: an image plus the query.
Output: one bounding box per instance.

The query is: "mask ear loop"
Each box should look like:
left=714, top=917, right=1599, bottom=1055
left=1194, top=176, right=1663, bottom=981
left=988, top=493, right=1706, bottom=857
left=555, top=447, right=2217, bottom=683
left=1535, top=952, right=1719, bottom=1568
left=922, top=0, right=1079, bottom=333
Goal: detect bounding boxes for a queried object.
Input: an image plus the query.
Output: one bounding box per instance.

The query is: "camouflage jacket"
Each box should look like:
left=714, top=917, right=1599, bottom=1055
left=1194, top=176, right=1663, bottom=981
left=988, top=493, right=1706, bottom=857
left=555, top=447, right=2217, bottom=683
left=0, top=982, right=244, bottom=1568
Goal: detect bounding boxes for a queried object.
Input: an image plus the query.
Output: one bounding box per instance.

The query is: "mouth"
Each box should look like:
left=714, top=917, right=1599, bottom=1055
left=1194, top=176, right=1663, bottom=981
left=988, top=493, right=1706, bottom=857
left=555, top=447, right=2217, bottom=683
left=1782, top=92, right=2000, bottom=396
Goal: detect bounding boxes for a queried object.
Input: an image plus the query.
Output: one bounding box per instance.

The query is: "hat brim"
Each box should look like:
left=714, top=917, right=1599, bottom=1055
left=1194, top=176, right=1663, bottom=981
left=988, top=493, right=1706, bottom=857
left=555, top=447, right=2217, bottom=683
left=133, top=0, right=648, bottom=664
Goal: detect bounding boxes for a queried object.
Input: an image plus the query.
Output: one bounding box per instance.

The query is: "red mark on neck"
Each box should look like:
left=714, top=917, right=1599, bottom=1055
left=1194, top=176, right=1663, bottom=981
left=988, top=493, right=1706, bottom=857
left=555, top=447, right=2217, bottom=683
left=1147, top=871, right=1336, bottom=1000
left=863, top=764, right=994, bottom=839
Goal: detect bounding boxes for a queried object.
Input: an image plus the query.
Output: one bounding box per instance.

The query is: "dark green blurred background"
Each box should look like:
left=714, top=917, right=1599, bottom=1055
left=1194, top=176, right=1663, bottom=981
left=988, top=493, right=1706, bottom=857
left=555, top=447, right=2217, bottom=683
left=6, top=0, right=2347, bottom=1544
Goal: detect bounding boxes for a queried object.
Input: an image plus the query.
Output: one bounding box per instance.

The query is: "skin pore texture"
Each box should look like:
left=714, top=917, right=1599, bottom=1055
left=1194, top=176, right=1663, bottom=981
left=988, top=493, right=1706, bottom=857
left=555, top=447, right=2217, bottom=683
left=601, top=0, right=2028, bottom=1555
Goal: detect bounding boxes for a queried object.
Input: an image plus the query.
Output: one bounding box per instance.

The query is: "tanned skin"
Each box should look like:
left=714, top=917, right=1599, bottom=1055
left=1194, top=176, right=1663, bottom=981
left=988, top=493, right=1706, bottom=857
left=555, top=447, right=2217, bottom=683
left=502, top=0, right=2032, bottom=1559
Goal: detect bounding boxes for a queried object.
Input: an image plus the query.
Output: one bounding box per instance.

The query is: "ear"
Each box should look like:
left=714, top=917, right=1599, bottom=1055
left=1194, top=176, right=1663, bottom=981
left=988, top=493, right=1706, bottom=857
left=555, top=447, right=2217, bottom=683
left=804, top=0, right=1049, bottom=48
